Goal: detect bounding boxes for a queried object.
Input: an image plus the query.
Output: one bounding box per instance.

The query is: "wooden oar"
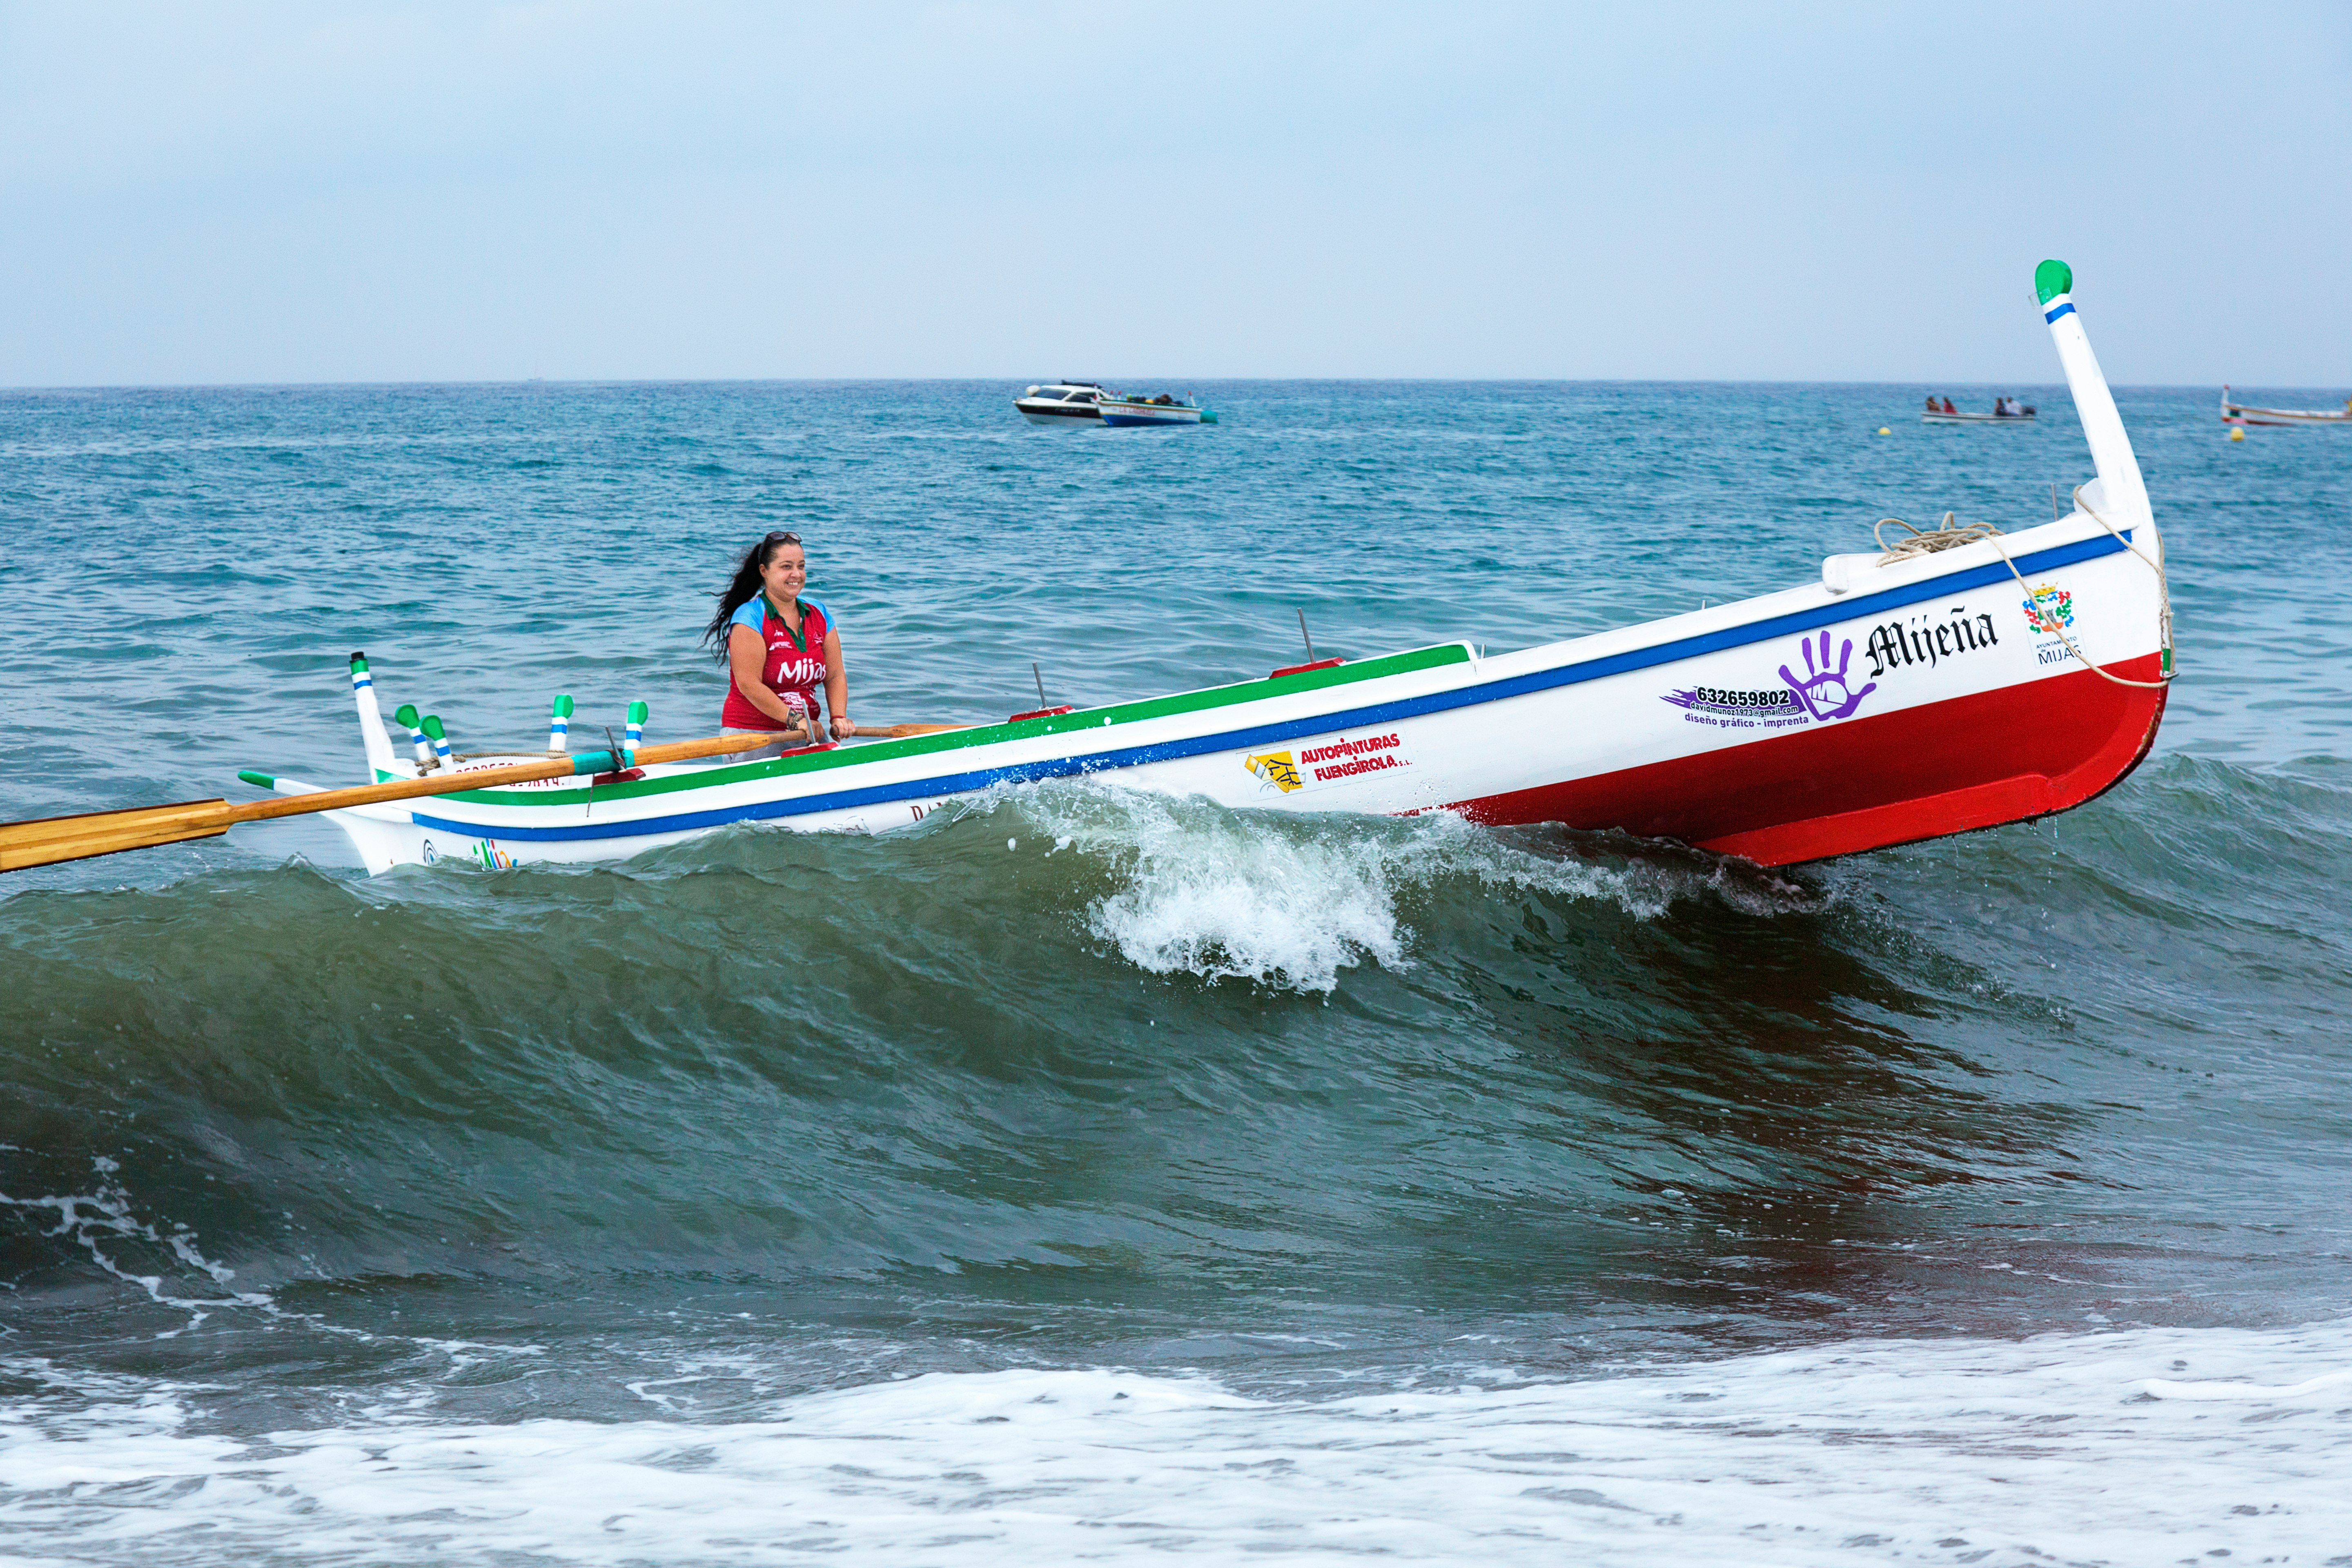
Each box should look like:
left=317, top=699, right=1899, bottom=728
left=0, top=731, right=790, bottom=875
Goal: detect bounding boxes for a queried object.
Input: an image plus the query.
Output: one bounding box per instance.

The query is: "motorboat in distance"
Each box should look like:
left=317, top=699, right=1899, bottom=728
left=1099, top=392, right=1217, bottom=427
left=1016, top=382, right=1114, bottom=425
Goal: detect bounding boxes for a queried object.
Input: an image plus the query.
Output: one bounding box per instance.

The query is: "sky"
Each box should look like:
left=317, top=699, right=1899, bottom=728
left=1, top=2, right=2346, bottom=387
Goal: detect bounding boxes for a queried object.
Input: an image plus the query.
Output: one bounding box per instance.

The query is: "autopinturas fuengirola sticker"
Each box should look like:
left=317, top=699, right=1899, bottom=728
left=1246, top=730, right=1412, bottom=794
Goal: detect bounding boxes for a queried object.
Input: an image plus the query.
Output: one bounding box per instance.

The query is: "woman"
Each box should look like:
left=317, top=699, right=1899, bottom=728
left=703, top=531, right=856, bottom=753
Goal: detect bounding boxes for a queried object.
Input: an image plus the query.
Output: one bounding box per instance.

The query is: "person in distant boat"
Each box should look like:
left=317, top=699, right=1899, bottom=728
left=1925, top=395, right=1939, bottom=412
left=703, top=530, right=855, bottom=755
left=1941, top=397, right=1958, bottom=414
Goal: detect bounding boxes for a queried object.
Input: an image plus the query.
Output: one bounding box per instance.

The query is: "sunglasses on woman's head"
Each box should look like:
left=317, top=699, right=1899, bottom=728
left=766, top=531, right=802, bottom=545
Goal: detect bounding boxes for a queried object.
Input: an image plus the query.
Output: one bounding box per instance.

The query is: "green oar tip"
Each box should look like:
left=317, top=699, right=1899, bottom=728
left=238, top=770, right=276, bottom=789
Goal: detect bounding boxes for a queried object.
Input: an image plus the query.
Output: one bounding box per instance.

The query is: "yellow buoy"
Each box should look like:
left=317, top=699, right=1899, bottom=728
left=1878, top=426, right=1891, bottom=435
left=2230, top=427, right=2245, bottom=441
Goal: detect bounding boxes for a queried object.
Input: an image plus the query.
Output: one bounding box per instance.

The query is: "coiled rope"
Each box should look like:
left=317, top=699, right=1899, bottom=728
left=1869, top=492, right=2174, bottom=689
left=1874, top=511, right=2005, bottom=561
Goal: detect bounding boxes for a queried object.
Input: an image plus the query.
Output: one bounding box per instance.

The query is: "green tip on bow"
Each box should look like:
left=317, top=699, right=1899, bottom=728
left=2034, top=259, right=2073, bottom=306
left=395, top=704, right=420, bottom=727
left=349, top=651, right=369, bottom=671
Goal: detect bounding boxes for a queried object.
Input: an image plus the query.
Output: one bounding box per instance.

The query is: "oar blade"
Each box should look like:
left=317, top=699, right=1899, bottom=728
left=0, top=800, right=233, bottom=872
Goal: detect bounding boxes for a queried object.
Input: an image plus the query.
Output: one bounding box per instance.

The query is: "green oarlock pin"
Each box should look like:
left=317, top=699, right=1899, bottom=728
left=421, top=714, right=452, bottom=767
left=394, top=703, right=433, bottom=769
left=626, top=700, right=648, bottom=750
left=547, top=695, right=574, bottom=753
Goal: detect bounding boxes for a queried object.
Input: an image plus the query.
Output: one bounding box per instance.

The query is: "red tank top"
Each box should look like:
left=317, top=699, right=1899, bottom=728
left=720, top=596, right=831, bottom=731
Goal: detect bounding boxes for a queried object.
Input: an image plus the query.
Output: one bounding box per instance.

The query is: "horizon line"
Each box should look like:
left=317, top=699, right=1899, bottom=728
left=0, top=375, right=2309, bottom=394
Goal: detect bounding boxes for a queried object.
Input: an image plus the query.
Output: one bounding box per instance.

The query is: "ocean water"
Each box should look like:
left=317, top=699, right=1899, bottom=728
left=3, top=380, right=2350, bottom=1564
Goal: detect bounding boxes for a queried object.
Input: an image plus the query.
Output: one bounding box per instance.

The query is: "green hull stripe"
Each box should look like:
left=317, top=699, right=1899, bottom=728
left=392, top=644, right=1470, bottom=809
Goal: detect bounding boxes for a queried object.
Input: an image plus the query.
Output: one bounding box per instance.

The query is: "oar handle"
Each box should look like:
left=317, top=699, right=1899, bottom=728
left=0, top=729, right=800, bottom=873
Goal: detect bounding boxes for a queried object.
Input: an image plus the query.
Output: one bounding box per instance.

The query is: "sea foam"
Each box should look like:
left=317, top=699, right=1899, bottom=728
left=4, top=1319, right=2347, bottom=1565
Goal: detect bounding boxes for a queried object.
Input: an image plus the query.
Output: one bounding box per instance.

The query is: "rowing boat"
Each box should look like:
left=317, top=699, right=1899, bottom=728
left=261, top=260, right=2170, bottom=876
left=1098, top=394, right=1216, bottom=427
left=2219, top=385, right=2351, bottom=427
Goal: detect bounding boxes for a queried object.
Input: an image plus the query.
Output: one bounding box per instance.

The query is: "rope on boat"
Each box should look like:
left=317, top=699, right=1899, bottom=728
left=1874, top=511, right=2005, bottom=561
left=1870, top=496, right=2175, bottom=690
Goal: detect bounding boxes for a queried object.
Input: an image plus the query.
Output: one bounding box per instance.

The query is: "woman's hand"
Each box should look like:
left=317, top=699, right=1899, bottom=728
left=830, top=713, right=856, bottom=739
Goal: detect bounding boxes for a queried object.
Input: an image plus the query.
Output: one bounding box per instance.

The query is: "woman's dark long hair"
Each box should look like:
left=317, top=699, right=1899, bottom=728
left=703, top=532, right=801, bottom=657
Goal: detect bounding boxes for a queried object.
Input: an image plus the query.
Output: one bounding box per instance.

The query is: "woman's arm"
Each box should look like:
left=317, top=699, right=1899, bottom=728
left=728, top=624, right=811, bottom=736
left=823, top=628, right=853, bottom=738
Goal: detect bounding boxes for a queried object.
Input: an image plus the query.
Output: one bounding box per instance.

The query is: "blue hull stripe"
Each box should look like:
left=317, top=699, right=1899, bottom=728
left=411, top=530, right=2134, bottom=844
left=2043, top=301, right=2076, bottom=323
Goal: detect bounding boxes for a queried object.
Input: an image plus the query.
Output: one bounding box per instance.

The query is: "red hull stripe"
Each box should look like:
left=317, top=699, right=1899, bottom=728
left=1450, top=653, right=2168, bottom=867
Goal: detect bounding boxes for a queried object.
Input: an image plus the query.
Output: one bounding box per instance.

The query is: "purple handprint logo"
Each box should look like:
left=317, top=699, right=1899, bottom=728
left=1779, top=630, right=1878, bottom=722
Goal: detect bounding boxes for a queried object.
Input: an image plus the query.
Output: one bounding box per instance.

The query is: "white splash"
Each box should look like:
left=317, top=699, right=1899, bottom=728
left=998, top=782, right=1802, bottom=992
left=4, top=1319, right=2347, bottom=1565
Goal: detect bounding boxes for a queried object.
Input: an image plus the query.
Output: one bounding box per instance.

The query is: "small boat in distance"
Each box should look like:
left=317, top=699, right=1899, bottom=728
left=1016, top=382, right=1115, bottom=425
left=1099, top=392, right=1217, bottom=428
left=2220, top=385, right=2352, bottom=427
left=1923, top=395, right=2037, bottom=425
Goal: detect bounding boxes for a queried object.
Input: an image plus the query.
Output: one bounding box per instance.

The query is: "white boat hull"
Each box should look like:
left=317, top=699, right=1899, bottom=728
left=1015, top=401, right=1102, bottom=425
left=2219, top=385, right=2350, bottom=426
left=1098, top=401, right=1212, bottom=426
